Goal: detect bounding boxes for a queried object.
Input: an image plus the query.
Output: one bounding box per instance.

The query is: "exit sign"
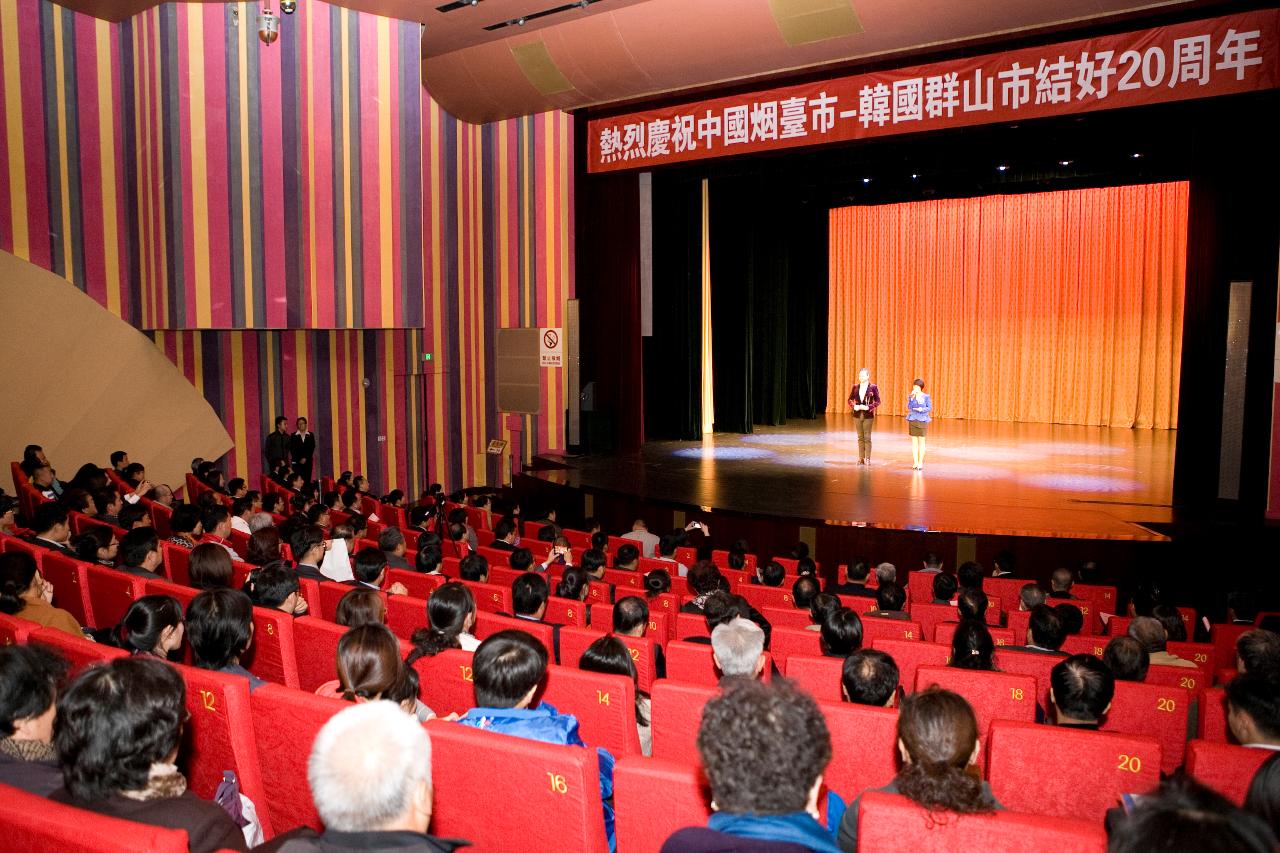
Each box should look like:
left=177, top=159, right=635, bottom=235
left=421, top=352, right=433, bottom=362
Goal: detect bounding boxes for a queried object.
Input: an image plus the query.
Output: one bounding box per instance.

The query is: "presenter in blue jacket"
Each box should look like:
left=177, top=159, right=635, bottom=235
left=906, top=378, right=932, bottom=470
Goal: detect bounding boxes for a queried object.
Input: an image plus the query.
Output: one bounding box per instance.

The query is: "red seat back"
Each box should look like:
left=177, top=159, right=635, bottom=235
left=994, top=649, right=1063, bottom=711
left=242, top=606, right=301, bottom=688
left=613, top=757, right=711, bottom=853
left=906, top=571, right=936, bottom=603
left=1197, top=686, right=1230, bottom=742
left=1146, top=663, right=1206, bottom=693
left=1007, top=608, right=1031, bottom=640
left=170, top=663, right=271, bottom=836
left=427, top=719, right=610, bottom=853
left=857, top=790, right=1107, bottom=852
left=862, top=615, right=924, bottom=642
left=589, top=604, right=669, bottom=647
left=1185, top=739, right=1270, bottom=806
left=143, top=577, right=199, bottom=610
left=615, top=634, right=659, bottom=693
left=464, top=580, right=514, bottom=614
left=473, top=611, right=558, bottom=657
left=1101, top=681, right=1190, bottom=774
left=602, top=569, right=644, bottom=593
left=544, top=595, right=589, bottom=628
left=911, top=602, right=960, bottom=642
left=0, top=612, right=32, bottom=646
left=539, top=663, right=642, bottom=756
left=784, top=654, right=845, bottom=702
left=770, top=625, right=823, bottom=668
left=665, top=640, right=773, bottom=688
left=821, top=700, right=900, bottom=798
left=385, top=594, right=428, bottom=641
left=84, top=564, right=145, bottom=629
left=384, top=568, right=445, bottom=600
left=149, top=502, right=173, bottom=538
left=29, top=625, right=128, bottom=675
left=0, top=781, right=190, bottom=852
left=1059, top=634, right=1108, bottom=658
left=760, top=605, right=817, bottom=629
left=249, top=684, right=347, bottom=833
left=319, top=581, right=384, bottom=622
left=160, top=542, right=191, bottom=586
left=988, top=720, right=1161, bottom=821
left=293, top=616, right=349, bottom=691
left=935, top=622, right=1016, bottom=648
left=1166, top=640, right=1216, bottom=673
left=39, top=551, right=91, bottom=628
left=412, top=648, right=476, bottom=716
left=676, top=611, right=708, bottom=640
left=650, top=680, right=716, bottom=762
left=737, top=584, right=795, bottom=611
left=562, top=528, right=592, bottom=549
left=557, top=625, right=609, bottom=671
left=487, top=565, right=523, bottom=588
left=871, top=638, right=950, bottom=689
left=915, top=666, right=1037, bottom=738
left=645, top=593, right=683, bottom=634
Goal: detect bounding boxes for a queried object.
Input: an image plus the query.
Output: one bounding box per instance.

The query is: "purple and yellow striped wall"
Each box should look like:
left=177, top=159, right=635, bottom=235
left=0, top=0, right=575, bottom=491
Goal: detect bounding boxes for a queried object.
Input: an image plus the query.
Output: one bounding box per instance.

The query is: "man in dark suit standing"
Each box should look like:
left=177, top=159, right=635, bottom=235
left=290, top=416, right=317, bottom=485
left=847, top=367, right=881, bottom=465
left=264, top=416, right=290, bottom=473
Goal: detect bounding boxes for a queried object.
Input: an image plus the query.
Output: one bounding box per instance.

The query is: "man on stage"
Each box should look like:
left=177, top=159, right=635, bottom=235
left=847, top=367, right=881, bottom=464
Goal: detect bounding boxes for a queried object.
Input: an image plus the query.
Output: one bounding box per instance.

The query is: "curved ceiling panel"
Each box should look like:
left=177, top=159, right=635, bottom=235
left=423, top=0, right=1204, bottom=124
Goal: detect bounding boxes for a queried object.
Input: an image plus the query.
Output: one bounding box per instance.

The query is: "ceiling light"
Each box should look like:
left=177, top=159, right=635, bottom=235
left=862, top=177, right=871, bottom=184
left=996, top=165, right=1008, bottom=172
left=1059, top=159, right=1071, bottom=166
left=910, top=173, right=919, bottom=179
left=516, top=16, right=526, bottom=24
left=1132, top=152, right=1142, bottom=158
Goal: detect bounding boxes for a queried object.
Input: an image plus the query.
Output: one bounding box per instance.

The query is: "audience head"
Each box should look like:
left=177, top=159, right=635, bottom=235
left=186, top=588, right=254, bottom=671
left=415, top=547, right=443, bottom=575
left=168, top=504, right=202, bottom=538
left=950, top=620, right=996, bottom=671
left=55, top=657, right=186, bottom=801
left=507, top=547, right=532, bottom=572
left=580, top=549, right=607, bottom=578
left=512, top=572, right=549, bottom=619
left=307, top=701, right=435, bottom=834
left=643, top=569, right=672, bottom=599
left=201, top=505, right=231, bottom=539
left=957, top=561, right=984, bottom=590
left=819, top=607, right=863, bottom=658
left=875, top=562, right=897, bottom=585
left=1230, top=589, right=1261, bottom=625
left=1050, top=654, right=1115, bottom=725
left=1050, top=567, right=1074, bottom=593
left=687, top=561, right=722, bottom=596
left=895, top=688, right=990, bottom=814
left=932, top=572, right=958, bottom=602
left=117, top=502, right=150, bottom=531
left=555, top=567, right=591, bottom=602
left=702, top=590, right=742, bottom=633
left=0, top=644, right=68, bottom=743
left=614, top=544, right=640, bottom=571
left=378, top=527, right=406, bottom=556
left=922, top=552, right=942, bottom=571
left=808, top=592, right=840, bottom=626
left=353, top=547, right=389, bottom=587
left=248, top=526, right=285, bottom=566
left=956, top=588, right=988, bottom=622
left=1019, top=583, right=1046, bottom=611
left=408, top=583, right=477, bottom=662
left=875, top=583, right=907, bottom=613
left=110, top=450, right=128, bottom=470
left=1228, top=674, right=1280, bottom=747
left=847, top=559, right=871, bottom=583
left=458, top=554, right=488, bottom=583
left=1054, top=603, right=1085, bottom=636
left=335, top=623, right=410, bottom=704
left=612, top=596, right=649, bottom=637
left=696, top=681, right=830, bottom=816
left=842, top=649, right=900, bottom=707
left=1110, top=774, right=1275, bottom=853
left=188, top=542, right=234, bottom=590
left=243, top=560, right=306, bottom=615
left=759, top=561, right=785, bottom=587
left=31, top=503, right=69, bottom=541
left=1128, top=615, right=1168, bottom=653
left=711, top=617, right=766, bottom=679
left=578, top=635, right=641, bottom=718
left=336, top=588, right=388, bottom=628
left=791, top=576, right=820, bottom=610
left=1104, top=636, right=1150, bottom=682
left=113, top=595, right=185, bottom=658
left=1153, top=604, right=1187, bottom=642
left=1238, top=631, right=1280, bottom=678
left=71, top=527, right=117, bottom=565
left=471, top=630, right=548, bottom=709
left=1027, top=604, right=1067, bottom=651
left=119, top=527, right=162, bottom=571
left=60, top=488, right=94, bottom=517
left=493, top=518, right=516, bottom=543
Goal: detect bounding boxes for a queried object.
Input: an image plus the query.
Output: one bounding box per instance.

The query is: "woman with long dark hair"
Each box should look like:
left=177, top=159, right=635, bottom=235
left=949, top=620, right=997, bottom=671
left=406, top=582, right=479, bottom=665
left=580, top=636, right=651, bottom=756
left=112, top=596, right=185, bottom=660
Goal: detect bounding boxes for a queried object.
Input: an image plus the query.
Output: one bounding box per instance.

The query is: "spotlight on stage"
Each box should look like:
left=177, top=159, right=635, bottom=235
left=862, top=177, right=871, bottom=184
left=1059, top=159, right=1072, bottom=166
left=996, top=164, right=1008, bottom=172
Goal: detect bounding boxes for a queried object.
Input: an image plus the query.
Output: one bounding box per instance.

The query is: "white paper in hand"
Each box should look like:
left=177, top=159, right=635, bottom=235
left=320, top=536, right=354, bottom=582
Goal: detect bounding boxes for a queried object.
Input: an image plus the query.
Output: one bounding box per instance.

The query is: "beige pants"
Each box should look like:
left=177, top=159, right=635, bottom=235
left=857, top=417, right=873, bottom=460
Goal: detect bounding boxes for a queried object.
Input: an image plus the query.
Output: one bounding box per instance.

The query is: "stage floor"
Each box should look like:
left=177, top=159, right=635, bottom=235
left=532, top=415, right=1176, bottom=541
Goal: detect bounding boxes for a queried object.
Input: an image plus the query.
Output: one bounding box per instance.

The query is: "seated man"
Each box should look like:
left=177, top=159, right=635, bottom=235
left=1048, top=567, right=1078, bottom=600
left=92, top=489, right=124, bottom=528
left=350, top=547, right=409, bottom=595
left=200, top=505, right=240, bottom=560
left=656, top=533, right=690, bottom=577
left=919, top=552, right=943, bottom=574
left=842, top=648, right=900, bottom=707
left=1226, top=674, right=1280, bottom=749
left=488, top=518, right=518, bottom=551
left=1007, top=605, right=1067, bottom=656
left=117, top=502, right=151, bottom=531
left=26, top=504, right=75, bottom=556
left=1019, top=582, right=1046, bottom=612
left=874, top=562, right=897, bottom=587
left=621, top=519, right=660, bottom=559
left=1050, top=654, right=1114, bottom=729
left=1103, top=636, right=1150, bottom=683
left=268, top=701, right=467, bottom=853
left=458, top=554, right=489, bottom=583
left=1128, top=616, right=1195, bottom=668
left=1237, top=630, right=1280, bottom=679
left=930, top=572, right=957, bottom=605
left=792, top=576, right=820, bottom=611
left=512, top=572, right=559, bottom=659
left=957, top=561, right=984, bottom=592
left=379, top=527, right=414, bottom=570
left=684, top=590, right=742, bottom=644
left=1054, top=603, right=1085, bottom=636
left=755, top=561, right=786, bottom=587
left=613, top=595, right=665, bottom=679
left=827, top=559, right=876, bottom=598
left=458, top=631, right=616, bottom=850
left=229, top=497, right=254, bottom=536
left=580, top=549, right=614, bottom=602
left=866, top=583, right=909, bottom=620
left=290, top=524, right=330, bottom=582
left=956, top=588, right=988, bottom=623
left=710, top=617, right=767, bottom=686
left=661, top=681, right=837, bottom=853
left=117, top=528, right=165, bottom=580
left=613, top=544, right=640, bottom=573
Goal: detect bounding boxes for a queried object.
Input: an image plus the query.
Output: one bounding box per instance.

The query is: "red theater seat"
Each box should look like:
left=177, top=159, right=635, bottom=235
left=427, top=719, right=610, bottom=853
left=761, top=605, right=818, bottom=629
left=713, top=549, right=756, bottom=571
left=1059, top=635, right=1108, bottom=658
left=319, top=581, right=382, bottom=622
left=676, top=611, right=708, bottom=640
left=821, top=700, right=900, bottom=800
left=935, top=622, right=1016, bottom=648
left=464, top=580, right=514, bottom=614
left=293, top=616, right=349, bottom=691
left=487, top=565, right=523, bottom=588
left=150, top=502, right=173, bottom=538
left=737, top=584, right=795, bottom=611
left=38, top=551, right=91, bottom=628
left=1197, top=686, right=1231, bottom=742
left=1146, top=663, right=1206, bottom=693
left=870, top=638, right=950, bottom=689
left=911, top=602, right=961, bottom=642
left=994, top=649, right=1063, bottom=711
left=769, top=625, right=823, bottom=668
left=250, top=684, right=347, bottom=833
left=412, top=648, right=477, bottom=716
left=914, top=666, right=1036, bottom=737
left=0, top=781, right=190, bottom=852
left=614, top=757, right=711, bottom=853
left=539, top=664, right=643, bottom=756
left=385, top=594, right=429, bottom=641
left=1006, top=608, right=1031, bottom=641
left=170, top=663, right=271, bottom=837
left=557, top=625, right=609, bottom=670
left=161, top=542, right=192, bottom=586
left=651, top=680, right=716, bottom=762
left=861, top=615, right=923, bottom=643
left=29, top=625, right=128, bottom=675
left=84, top=564, right=145, bottom=629
left=1101, top=681, right=1190, bottom=773
left=665, top=640, right=773, bottom=688
left=906, top=571, right=936, bottom=604
left=784, top=654, right=844, bottom=702
left=589, top=604, right=669, bottom=647
left=602, top=569, right=644, bottom=593
left=856, top=791, right=1107, bottom=853
left=1185, top=740, right=1269, bottom=806
left=144, top=577, right=198, bottom=610
left=384, top=568, right=445, bottom=600
left=1167, top=640, right=1216, bottom=673
left=474, top=611, right=558, bottom=659
left=987, top=720, right=1161, bottom=821
left=0, top=612, right=32, bottom=645
left=243, top=606, right=301, bottom=689
left=544, top=595, right=589, bottom=628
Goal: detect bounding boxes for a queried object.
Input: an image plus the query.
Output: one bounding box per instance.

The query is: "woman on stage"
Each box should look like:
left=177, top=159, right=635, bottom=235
left=907, top=378, right=932, bottom=470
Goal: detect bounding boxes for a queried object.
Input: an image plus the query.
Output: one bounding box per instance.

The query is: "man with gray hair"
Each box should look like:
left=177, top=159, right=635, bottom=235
left=248, top=512, right=275, bottom=533
left=874, top=562, right=897, bottom=586
left=1129, top=616, right=1196, bottom=669
left=275, top=701, right=467, bottom=852
left=711, top=617, right=767, bottom=685
left=379, top=526, right=413, bottom=570
left=1019, top=582, right=1047, bottom=611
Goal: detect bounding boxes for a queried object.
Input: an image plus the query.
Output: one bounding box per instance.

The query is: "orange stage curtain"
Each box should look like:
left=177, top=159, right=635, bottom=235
left=826, top=182, right=1187, bottom=429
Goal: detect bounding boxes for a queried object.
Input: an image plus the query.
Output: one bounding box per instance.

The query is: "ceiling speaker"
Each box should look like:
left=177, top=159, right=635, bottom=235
left=768, top=0, right=863, bottom=47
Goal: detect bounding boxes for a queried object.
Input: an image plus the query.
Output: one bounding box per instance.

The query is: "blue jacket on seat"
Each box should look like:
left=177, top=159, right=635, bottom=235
left=458, top=702, right=616, bottom=850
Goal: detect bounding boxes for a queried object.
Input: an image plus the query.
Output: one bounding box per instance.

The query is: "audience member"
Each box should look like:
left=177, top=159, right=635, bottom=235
left=1048, top=567, right=1077, bottom=600
left=352, top=547, right=408, bottom=595
left=660, top=681, right=836, bottom=853
left=379, top=528, right=413, bottom=570
left=200, top=506, right=239, bottom=559
left=317, top=624, right=432, bottom=721
left=581, top=636, right=652, bottom=756
left=1238, top=630, right=1280, bottom=678
left=50, top=658, right=248, bottom=853
left=992, top=550, right=1016, bottom=577
left=166, top=504, right=203, bottom=548
left=806, top=593, right=841, bottom=631
left=111, top=595, right=184, bottom=660
left=949, top=620, right=996, bottom=671
left=1018, top=583, right=1046, bottom=611
left=931, top=572, right=957, bottom=604
left=187, top=588, right=266, bottom=691
left=874, top=562, right=897, bottom=586
left=682, top=562, right=724, bottom=614
left=956, top=588, right=988, bottom=623
left=71, top=527, right=118, bottom=566
left=1246, top=752, right=1280, bottom=841
left=117, top=528, right=165, bottom=580
left=27, top=503, right=75, bottom=555
left=828, top=559, right=875, bottom=597
left=792, top=575, right=820, bottom=611
left=867, top=583, right=909, bottom=620
left=644, top=569, right=672, bottom=599
left=457, top=553, right=489, bottom=584
left=0, top=644, right=68, bottom=795
left=1129, top=615, right=1195, bottom=668
left=1103, top=636, right=1150, bottom=683
left=1054, top=602, right=1085, bottom=636
left=756, top=560, right=786, bottom=587
left=842, top=649, right=900, bottom=708
left=407, top=582, right=480, bottom=663
left=1108, top=774, right=1275, bottom=853
left=613, top=544, right=640, bottom=573
left=0, top=551, right=82, bottom=636
left=1009, top=605, right=1067, bottom=655
left=555, top=566, right=591, bottom=603
left=289, top=524, right=327, bottom=581
left=622, top=519, right=660, bottom=558
left=243, top=561, right=308, bottom=616
left=1050, top=654, right=1114, bottom=729
left=919, top=552, right=943, bottom=574
left=1229, top=589, right=1261, bottom=626
left=1228, top=674, right=1280, bottom=749
left=711, top=617, right=767, bottom=684
left=613, top=595, right=666, bottom=678
left=957, top=561, right=984, bottom=591
left=819, top=607, right=863, bottom=658
left=335, top=588, right=388, bottom=628
left=188, top=542, right=234, bottom=590
left=1153, top=604, right=1188, bottom=642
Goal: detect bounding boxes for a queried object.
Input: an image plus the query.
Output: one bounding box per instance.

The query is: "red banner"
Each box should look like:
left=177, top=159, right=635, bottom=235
left=588, top=9, right=1280, bottom=173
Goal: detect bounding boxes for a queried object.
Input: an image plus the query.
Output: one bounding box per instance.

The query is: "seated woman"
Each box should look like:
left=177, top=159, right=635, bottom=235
left=335, top=588, right=387, bottom=628
left=72, top=527, right=119, bottom=567
left=949, top=620, right=997, bottom=671
left=315, top=624, right=435, bottom=722
left=186, top=588, right=266, bottom=691
left=50, top=657, right=248, bottom=853
left=0, top=552, right=83, bottom=637
left=112, top=595, right=185, bottom=660
left=820, top=607, right=863, bottom=658
left=245, top=527, right=282, bottom=567
left=0, top=644, right=68, bottom=795
left=836, top=687, right=1001, bottom=852
left=243, top=560, right=308, bottom=616
left=555, top=567, right=591, bottom=604
left=189, top=542, right=234, bottom=590
left=406, top=582, right=480, bottom=665
left=580, top=636, right=651, bottom=757
left=644, top=568, right=671, bottom=600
